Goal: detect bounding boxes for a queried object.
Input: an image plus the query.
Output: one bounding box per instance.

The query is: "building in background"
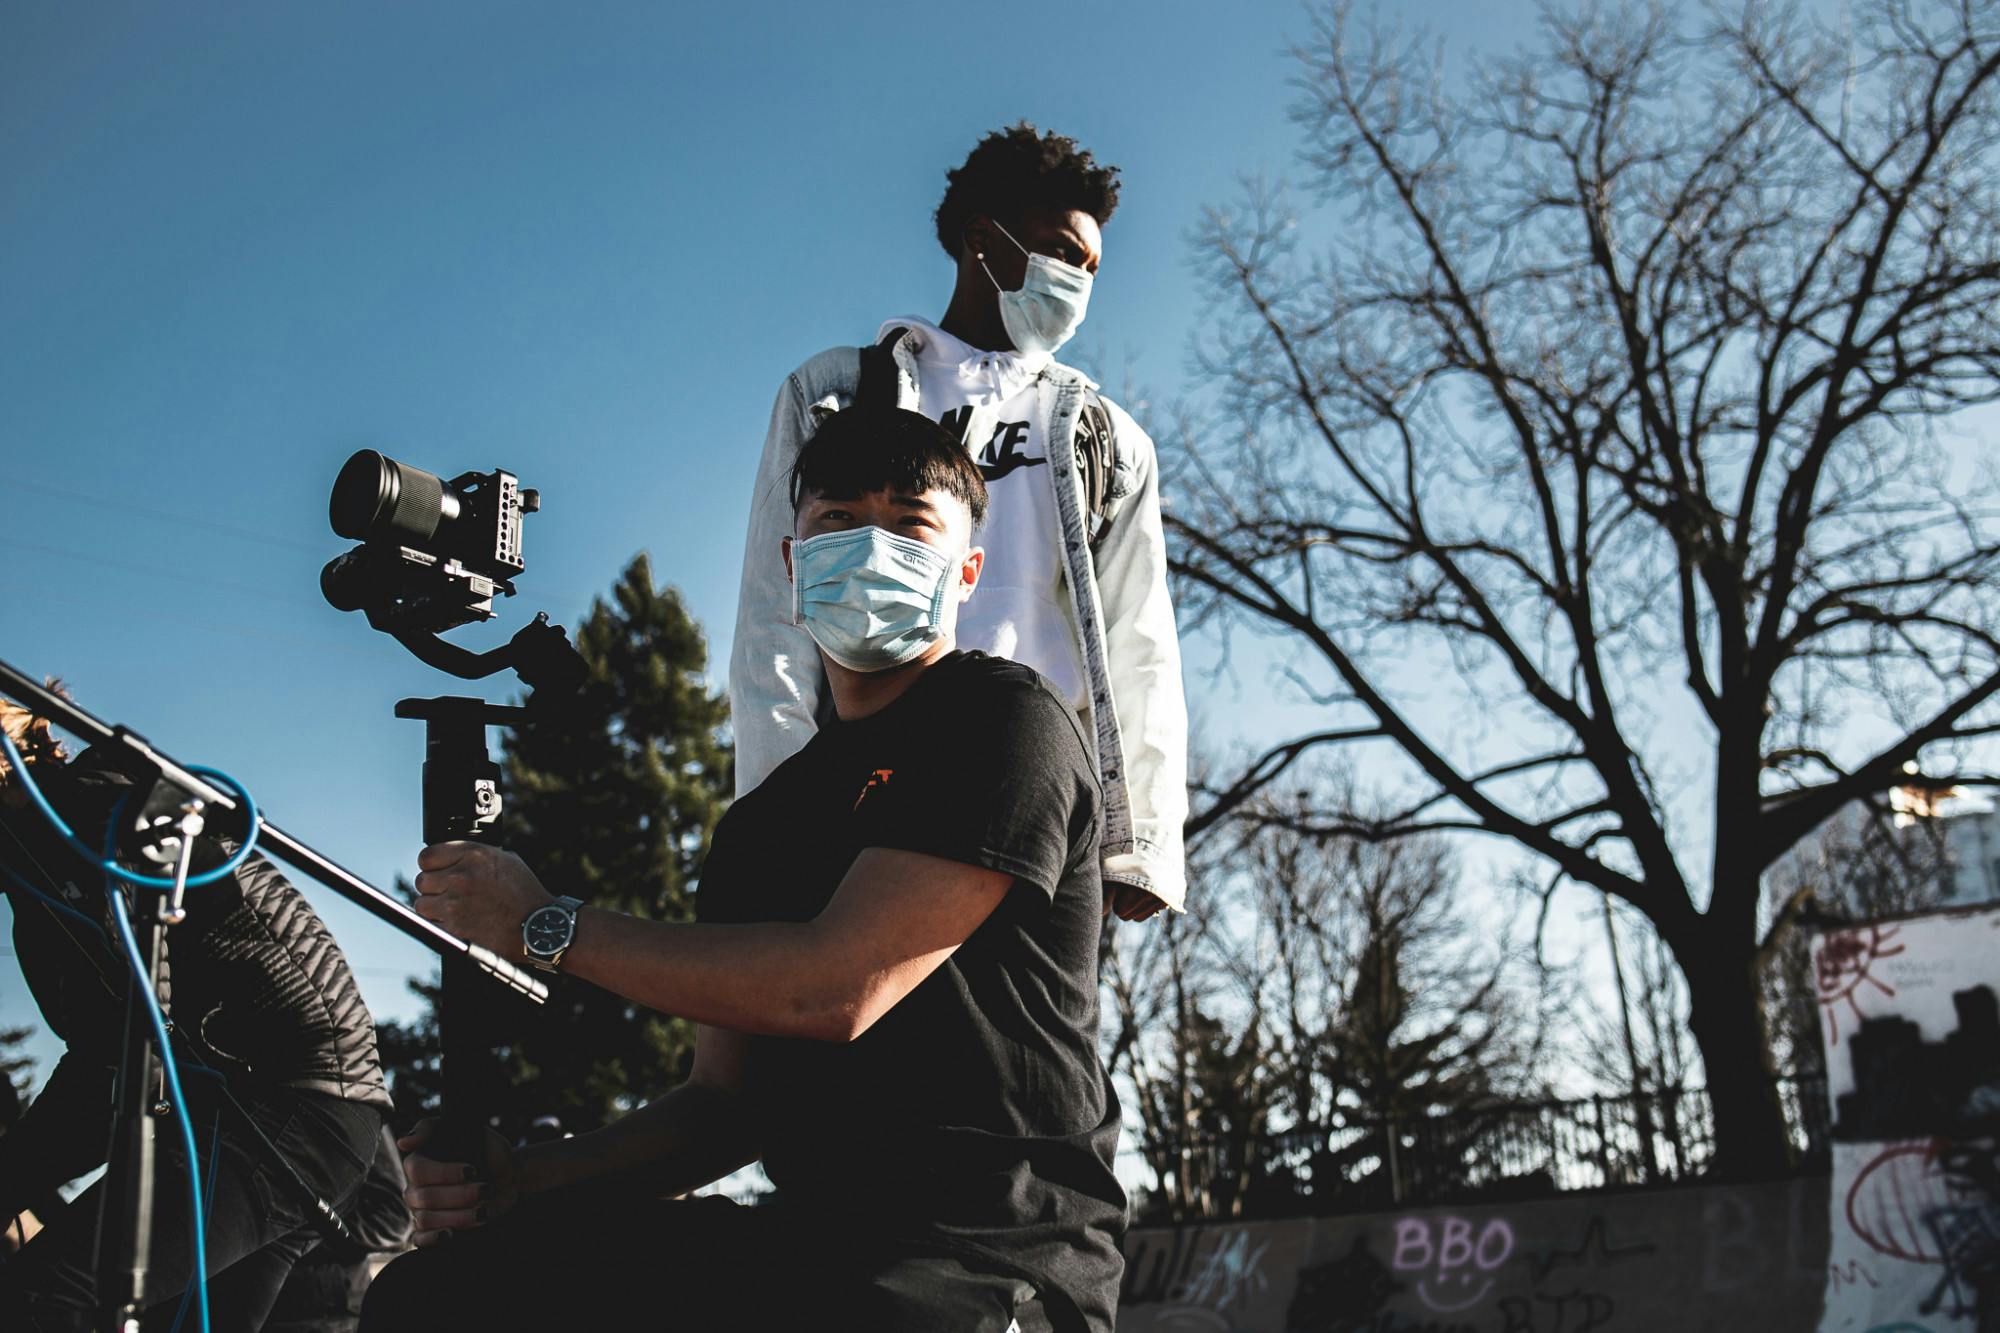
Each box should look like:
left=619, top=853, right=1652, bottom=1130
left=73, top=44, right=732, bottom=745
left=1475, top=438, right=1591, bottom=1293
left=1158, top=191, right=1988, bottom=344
left=1935, top=800, right=2000, bottom=905
left=1769, top=782, right=1999, bottom=920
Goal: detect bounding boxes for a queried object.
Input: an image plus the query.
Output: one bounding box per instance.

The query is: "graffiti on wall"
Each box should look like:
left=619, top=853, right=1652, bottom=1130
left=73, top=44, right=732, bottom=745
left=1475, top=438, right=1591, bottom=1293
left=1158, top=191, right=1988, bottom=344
left=1390, top=1215, right=1516, bottom=1313
left=1123, top=1222, right=1292, bottom=1331
left=1119, top=1181, right=1819, bottom=1333
left=1814, top=904, right=2000, bottom=1333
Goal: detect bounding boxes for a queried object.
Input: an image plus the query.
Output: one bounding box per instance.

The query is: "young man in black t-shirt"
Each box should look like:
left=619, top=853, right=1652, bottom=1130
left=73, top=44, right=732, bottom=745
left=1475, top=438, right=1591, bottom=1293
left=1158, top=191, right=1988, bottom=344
left=361, top=408, right=1126, bottom=1333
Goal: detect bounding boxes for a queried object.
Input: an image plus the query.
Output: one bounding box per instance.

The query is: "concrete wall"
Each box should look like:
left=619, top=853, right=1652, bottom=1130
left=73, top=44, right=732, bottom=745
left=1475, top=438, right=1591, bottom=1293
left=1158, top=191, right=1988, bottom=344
left=1117, top=1176, right=1829, bottom=1332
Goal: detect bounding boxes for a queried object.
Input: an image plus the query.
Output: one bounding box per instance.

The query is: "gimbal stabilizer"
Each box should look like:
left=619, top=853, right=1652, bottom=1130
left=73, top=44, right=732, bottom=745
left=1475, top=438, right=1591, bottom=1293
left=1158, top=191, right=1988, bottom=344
left=316, top=449, right=586, bottom=1165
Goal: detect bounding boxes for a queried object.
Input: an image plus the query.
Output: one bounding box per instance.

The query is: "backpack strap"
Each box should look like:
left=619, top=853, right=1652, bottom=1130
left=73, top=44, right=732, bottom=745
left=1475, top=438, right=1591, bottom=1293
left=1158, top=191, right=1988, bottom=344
left=860, top=332, right=1119, bottom=550
left=855, top=326, right=910, bottom=412
left=1074, top=388, right=1119, bottom=549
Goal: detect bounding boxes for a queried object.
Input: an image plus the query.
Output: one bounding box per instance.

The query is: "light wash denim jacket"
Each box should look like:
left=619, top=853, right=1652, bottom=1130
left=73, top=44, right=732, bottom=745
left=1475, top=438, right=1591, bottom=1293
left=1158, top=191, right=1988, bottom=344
left=727, top=333, right=1190, bottom=908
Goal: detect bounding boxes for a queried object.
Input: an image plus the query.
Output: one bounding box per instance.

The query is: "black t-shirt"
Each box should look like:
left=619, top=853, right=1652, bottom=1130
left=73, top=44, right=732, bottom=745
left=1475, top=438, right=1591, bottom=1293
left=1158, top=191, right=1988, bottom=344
left=696, top=651, right=1126, bottom=1329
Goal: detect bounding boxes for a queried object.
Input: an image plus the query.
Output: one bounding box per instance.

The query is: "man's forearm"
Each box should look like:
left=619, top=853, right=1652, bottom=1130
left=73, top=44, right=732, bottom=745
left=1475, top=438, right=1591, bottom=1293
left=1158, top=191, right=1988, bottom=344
left=563, top=912, right=858, bottom=1041
left=416, top=845, right=999, bottom=1041
left=514, top=1080, right=758, bottom=1202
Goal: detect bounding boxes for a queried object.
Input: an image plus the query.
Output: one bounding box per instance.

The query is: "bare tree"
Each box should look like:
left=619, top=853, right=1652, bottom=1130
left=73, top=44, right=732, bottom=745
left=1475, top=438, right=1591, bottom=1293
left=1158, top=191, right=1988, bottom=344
left=1252, top=806, right=1551, bottom=1202
left=1105, top=782, right=1547, bottom=1215
left=1582, top=903, right=1697, bottom=1098
left=1101, top=876, right=1275, bottom=1220
left=1174, top=0, right=2000, bottom=1172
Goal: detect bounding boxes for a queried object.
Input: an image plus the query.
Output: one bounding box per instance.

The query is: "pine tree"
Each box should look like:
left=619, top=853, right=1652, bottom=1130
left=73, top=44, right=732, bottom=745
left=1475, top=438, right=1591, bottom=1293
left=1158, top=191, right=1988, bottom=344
left=379, top=554, right=731, bottom=1135
left=0, top=1026, right=34, bottom=1113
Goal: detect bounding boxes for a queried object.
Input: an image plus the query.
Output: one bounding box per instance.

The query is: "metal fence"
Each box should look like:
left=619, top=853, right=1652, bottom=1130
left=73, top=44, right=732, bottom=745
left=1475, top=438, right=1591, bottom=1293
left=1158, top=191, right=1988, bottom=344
left=1132, top=1076, right=1829, bottom=1221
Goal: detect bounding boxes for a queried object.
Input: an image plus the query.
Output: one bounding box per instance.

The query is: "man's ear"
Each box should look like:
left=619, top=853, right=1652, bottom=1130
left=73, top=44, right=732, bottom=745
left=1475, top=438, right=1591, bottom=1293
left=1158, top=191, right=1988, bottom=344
left=957, top=546, right=985, bottom=601
left=962, top=217, right=993, bottom=263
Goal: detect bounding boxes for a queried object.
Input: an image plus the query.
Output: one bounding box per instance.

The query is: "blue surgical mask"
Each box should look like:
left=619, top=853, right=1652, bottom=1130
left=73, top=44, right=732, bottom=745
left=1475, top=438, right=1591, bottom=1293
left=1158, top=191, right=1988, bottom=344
left=792, top=526, right=960, bottom=671
left=981, top=220, right=1092, bottom=358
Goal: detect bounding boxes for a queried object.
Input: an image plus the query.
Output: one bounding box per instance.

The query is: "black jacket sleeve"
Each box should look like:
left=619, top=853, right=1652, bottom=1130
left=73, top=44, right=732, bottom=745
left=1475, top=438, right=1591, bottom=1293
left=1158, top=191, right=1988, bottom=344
left=0, top=1052, right=111, bottom=1212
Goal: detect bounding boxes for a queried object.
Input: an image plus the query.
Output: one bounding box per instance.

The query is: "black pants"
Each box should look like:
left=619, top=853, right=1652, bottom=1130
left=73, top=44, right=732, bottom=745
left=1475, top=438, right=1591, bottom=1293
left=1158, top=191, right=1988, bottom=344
left=260, top=1250, right=374, bottom=1333
left=0, top=1085, right=382, bottom=1333
left=361, top=1188, right=1054, bottom=1333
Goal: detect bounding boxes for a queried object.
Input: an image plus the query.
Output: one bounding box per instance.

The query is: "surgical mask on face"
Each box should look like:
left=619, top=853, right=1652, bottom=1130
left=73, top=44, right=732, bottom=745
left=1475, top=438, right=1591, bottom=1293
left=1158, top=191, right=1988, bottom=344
left=791, top=525, right=961, bottom=672
left=980, top=220, right=1092, bottom=358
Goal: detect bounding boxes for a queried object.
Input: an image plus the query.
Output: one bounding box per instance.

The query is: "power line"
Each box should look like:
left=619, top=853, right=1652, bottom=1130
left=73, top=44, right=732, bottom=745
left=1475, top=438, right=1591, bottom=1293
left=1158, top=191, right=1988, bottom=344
left=13, top=478, right=326, bottom=555
left=0, top=535, right=295, bottom=607
left=0, top=576, right=382, bottom=663
left=16, top=477, right=619, bottom=614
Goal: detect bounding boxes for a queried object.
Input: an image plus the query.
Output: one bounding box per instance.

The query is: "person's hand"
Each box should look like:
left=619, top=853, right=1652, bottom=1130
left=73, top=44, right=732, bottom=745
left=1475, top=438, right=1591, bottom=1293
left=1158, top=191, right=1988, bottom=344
left=412, top=842, right=554, bottom=960
left=399, top=1118, right=519, bottom=1247
left=1104, top=882, right=1168, bottom=922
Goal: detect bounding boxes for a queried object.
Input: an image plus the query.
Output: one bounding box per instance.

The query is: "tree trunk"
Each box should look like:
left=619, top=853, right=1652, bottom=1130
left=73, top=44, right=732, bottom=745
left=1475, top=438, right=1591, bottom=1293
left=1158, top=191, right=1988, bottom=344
left=1682, top=937, right=1794, bottom=1179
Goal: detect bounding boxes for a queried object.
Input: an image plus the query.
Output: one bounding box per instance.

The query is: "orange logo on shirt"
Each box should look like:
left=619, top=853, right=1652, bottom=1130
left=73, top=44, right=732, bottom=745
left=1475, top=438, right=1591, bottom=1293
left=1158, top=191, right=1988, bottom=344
left=853, top=768, right=894, bottom=811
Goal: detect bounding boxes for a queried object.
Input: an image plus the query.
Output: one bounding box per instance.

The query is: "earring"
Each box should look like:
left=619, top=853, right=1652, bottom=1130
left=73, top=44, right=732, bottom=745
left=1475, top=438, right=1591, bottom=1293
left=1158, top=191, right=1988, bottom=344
left=975, top=252, right=985, bottom=261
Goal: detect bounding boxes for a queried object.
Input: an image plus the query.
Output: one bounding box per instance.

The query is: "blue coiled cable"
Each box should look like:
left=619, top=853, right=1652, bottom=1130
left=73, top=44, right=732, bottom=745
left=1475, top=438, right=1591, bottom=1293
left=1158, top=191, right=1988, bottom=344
left=0, top=728, right=257, bottom=889
left=0, top=726, right=260, bottom=1333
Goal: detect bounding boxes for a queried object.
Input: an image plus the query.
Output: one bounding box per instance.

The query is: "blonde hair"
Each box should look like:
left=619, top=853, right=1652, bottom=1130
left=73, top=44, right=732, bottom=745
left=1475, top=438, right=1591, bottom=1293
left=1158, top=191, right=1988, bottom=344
left=0, top=683, right=70, bottom=786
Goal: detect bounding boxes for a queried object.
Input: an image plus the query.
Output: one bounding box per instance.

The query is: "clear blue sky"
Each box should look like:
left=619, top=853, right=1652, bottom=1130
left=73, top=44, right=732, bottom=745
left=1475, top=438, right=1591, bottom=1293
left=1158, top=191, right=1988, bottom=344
left=1, top=0, right=1551, bottom=1082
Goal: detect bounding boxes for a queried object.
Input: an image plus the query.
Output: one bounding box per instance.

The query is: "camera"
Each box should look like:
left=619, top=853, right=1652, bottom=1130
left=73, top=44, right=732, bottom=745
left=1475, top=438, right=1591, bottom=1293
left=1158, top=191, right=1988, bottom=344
left=321, top=451, right=540, bottom=635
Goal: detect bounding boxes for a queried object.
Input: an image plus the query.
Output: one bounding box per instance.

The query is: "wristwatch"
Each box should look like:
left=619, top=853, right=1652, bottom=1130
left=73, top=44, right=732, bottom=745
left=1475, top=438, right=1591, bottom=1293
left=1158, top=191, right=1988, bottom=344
left=522, top=895, right=584, bottom=974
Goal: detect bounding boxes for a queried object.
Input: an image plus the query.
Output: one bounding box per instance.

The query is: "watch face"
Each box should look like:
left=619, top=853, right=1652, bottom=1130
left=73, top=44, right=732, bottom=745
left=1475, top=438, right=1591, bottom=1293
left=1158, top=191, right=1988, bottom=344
left=524, top=906, right=571, bottom=954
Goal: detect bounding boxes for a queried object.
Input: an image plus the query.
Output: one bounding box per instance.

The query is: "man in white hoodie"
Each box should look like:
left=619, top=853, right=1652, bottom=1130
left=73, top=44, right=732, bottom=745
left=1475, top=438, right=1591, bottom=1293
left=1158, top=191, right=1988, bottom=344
left=729, top=123, right=1188, bottom=919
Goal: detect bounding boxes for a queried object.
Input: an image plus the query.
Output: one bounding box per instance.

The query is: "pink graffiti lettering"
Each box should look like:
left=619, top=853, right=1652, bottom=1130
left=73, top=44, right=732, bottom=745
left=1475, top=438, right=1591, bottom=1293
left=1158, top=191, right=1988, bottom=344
left=1440, top=1217, right=1475, bottom=1271
left=1391, top=1216, right=1517, bottom=1314
left=1394, top=1218, right=1433, bottom=1271
left=1392, top=1216, right=1515, bottom=1272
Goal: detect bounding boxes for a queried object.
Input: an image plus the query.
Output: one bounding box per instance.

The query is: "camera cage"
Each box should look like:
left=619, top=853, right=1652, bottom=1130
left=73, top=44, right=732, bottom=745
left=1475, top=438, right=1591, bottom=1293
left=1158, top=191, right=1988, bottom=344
left=321, top=453, right=576, bottom=690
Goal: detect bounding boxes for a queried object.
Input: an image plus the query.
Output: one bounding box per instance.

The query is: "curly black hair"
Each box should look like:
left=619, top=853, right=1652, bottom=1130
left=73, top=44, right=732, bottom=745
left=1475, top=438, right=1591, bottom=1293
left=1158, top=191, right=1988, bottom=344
left=934, top=122, right=1122, bottom=260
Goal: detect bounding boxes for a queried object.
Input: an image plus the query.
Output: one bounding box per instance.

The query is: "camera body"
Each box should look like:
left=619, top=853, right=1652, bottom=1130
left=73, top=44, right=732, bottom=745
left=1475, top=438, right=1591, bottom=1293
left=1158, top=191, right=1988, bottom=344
left=321, top=453, right=540, bottom=635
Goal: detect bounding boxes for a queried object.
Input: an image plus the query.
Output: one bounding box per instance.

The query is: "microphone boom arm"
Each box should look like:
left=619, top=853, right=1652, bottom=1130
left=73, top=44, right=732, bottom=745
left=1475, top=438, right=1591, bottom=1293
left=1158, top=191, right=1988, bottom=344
left=0, top=655, right=549, bottom=1004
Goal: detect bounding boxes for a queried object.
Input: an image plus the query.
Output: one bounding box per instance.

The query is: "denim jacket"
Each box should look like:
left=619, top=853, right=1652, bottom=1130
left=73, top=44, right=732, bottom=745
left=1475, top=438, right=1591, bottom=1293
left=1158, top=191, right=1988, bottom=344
left=727, top=333, right=1190, bottom=908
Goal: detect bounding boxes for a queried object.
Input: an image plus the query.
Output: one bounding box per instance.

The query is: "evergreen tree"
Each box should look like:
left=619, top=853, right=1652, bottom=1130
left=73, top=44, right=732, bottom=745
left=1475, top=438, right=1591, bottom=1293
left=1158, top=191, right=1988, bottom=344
left=1107, top=777, right=1553, bottom=1215
left=379, top=554, right=731, bottom=1135
left=0, top=1026, right=34, bottom=1113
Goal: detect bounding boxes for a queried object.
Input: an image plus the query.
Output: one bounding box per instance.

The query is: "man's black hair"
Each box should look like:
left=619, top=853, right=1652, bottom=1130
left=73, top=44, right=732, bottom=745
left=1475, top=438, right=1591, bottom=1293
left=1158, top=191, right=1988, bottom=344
left=791, top=407, right=989, bottom=530
left=934, top=122, right=1121, bottom=260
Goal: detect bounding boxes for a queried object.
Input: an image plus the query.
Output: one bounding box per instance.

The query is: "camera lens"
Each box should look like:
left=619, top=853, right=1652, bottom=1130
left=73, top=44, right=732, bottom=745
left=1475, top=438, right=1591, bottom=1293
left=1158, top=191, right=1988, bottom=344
left=330, top=451, right=460, bottom=544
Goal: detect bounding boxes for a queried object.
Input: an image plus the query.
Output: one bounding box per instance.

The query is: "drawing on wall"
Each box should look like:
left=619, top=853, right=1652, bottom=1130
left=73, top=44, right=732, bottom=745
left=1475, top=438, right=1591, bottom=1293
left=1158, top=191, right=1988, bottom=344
left=1818, top=923, right=1907, bottom=1047
left=1815, top=904, right=2000, bottom=1332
